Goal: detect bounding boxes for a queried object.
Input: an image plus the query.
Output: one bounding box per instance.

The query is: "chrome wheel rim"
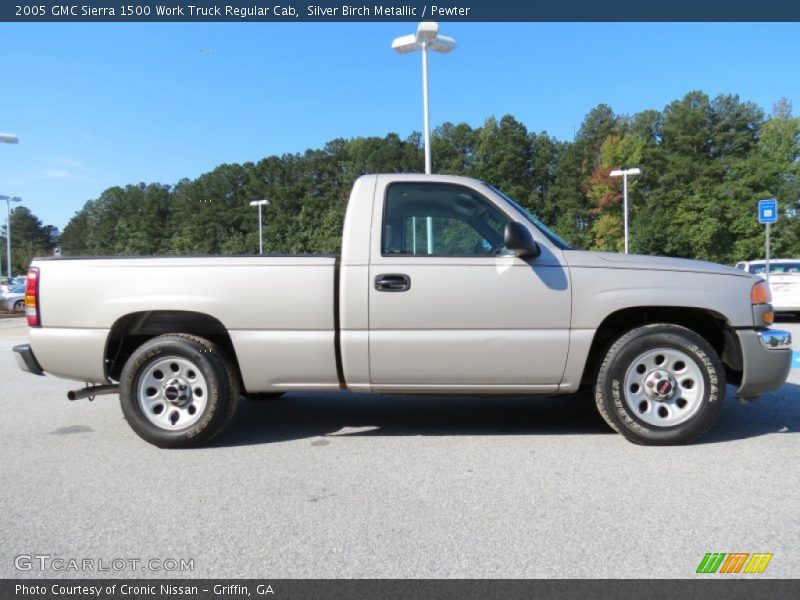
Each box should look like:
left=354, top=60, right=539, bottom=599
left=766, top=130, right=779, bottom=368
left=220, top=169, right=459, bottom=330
left=623, top=347, right=705, bottom=427
left=137, top=356, right=208, bottom=431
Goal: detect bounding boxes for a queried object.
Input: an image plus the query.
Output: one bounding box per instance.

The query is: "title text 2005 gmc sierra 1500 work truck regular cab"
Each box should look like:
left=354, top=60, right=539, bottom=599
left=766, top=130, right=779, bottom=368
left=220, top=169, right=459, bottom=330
left=14, top=174, right=793, bottom=447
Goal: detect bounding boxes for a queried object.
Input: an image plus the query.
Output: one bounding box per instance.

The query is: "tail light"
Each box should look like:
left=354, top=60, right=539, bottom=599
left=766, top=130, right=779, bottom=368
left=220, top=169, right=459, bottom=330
left=25, top=267, right=41, bottom=327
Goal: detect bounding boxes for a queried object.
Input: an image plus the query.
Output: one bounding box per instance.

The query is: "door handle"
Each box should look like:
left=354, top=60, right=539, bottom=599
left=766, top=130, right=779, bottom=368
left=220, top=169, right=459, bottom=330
left=374, top=273, right=411, bottom=292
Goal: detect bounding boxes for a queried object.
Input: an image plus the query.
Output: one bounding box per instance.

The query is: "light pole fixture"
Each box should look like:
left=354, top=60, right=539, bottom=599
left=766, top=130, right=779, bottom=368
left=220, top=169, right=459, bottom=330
left=249, top=199, right=270, bottom=255
left=392, top=22, right=455, bottom=255
left=609, top=167, right=641, bottom=254
left=0, top=133, right=19, bottom=144
left=0, top=195, right=22, bottom=279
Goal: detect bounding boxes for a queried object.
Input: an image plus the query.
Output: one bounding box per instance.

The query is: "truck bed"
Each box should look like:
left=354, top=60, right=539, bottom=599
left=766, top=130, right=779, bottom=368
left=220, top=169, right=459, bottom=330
left=30, top=255, right=341, bottom=391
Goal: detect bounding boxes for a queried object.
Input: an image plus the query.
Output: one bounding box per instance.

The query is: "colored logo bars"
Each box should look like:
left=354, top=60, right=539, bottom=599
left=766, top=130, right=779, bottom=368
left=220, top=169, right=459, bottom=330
left=696, top=552, right=773, bottom=574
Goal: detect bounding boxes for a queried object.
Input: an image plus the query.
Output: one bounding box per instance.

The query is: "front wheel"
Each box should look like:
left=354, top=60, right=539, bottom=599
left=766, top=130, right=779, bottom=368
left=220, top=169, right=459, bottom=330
left=119, top=334, right=240, bottom=448
left=594, top=324, right=725, bottom=445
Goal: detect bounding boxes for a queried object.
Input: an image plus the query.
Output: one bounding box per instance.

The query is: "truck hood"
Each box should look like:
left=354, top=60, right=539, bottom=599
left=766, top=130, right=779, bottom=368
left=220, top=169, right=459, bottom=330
left=563, top=250, right=753, bottom=278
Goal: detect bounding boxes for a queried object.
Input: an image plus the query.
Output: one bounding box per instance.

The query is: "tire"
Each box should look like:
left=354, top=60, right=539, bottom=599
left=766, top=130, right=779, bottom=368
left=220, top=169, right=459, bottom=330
left=594, top=324, right=725, bottom=445
left=244, top=392, right=285, bottom=402
left=13, top=299, right=24, bottom=312
left=119, top=334, right=240, bottom=448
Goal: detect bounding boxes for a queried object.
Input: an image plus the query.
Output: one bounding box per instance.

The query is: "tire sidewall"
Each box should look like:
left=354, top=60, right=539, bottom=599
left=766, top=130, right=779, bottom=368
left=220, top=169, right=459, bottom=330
left=598, top=327, right=725, bottom=444
left=120, top=336, right=233, bottom=447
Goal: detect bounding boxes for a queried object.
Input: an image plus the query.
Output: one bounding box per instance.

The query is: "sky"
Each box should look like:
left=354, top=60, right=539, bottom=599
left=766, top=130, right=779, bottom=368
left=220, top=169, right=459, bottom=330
left=1, top=22, right=799, bottom=230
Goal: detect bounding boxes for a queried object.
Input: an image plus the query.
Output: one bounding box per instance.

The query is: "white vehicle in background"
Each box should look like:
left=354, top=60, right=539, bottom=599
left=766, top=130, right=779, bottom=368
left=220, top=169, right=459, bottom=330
left=735, top=259, right=800, bottom=314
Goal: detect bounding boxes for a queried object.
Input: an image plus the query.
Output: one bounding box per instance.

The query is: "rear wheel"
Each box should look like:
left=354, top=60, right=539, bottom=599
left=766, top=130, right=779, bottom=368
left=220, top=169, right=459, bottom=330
left=594, top=324, right=725, bottom=445
left=119, top=334, right=239, bottom=448
left=13, top=299, right=24, bottom=312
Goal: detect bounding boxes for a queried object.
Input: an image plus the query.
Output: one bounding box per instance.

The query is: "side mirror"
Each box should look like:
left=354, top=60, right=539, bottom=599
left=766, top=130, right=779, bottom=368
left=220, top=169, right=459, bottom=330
left=504, top=222, right=540, bottom=258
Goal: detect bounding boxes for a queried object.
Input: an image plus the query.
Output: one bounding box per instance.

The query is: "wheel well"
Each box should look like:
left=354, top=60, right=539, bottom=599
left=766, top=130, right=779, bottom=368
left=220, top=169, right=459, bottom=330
left=105, top=311, right=239, bottom=382
left=580, top=307, right=736, bottom=388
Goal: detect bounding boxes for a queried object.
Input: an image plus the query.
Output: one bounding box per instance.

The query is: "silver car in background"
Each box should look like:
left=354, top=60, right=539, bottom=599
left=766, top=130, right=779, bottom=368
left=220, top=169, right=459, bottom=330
left=0, top=284, right=25, bottom=312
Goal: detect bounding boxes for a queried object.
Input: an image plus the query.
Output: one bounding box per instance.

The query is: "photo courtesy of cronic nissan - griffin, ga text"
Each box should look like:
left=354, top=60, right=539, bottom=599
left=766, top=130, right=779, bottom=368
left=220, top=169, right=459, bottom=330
left=13, top=175, right=793, bottom=447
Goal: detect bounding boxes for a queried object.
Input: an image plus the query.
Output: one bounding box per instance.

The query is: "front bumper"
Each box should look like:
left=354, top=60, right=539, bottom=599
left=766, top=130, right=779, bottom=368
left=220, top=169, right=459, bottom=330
left=13, top=344, right=44, bottom=376
left=735, top=329, right=792, bottom=399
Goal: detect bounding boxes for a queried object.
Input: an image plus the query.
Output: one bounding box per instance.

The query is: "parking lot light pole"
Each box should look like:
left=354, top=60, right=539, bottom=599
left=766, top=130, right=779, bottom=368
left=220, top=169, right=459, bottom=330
left=2, top=134, right=20, bottom=279
left=392, top=22, right=456, bottom=255
left=249, top=199, right=270, bottom=255
left=0, top=195, right=22, bottom=279
left=609, top=167, right=641, bottom=254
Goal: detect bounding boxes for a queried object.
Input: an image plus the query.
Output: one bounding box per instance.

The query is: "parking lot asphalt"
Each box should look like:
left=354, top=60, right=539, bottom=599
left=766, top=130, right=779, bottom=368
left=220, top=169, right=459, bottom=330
left=1, top=317, right=798, bottom=579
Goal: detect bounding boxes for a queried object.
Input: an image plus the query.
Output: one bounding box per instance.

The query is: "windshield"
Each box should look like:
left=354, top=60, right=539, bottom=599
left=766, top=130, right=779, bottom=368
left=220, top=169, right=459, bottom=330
left=485, top=184, right=574, bottom=250
left=749, top=262, right=800, bottom=274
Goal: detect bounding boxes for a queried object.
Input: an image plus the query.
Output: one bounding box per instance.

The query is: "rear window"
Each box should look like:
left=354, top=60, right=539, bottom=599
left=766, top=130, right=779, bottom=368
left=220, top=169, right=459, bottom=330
left=749, top=262, right=800, bottom=274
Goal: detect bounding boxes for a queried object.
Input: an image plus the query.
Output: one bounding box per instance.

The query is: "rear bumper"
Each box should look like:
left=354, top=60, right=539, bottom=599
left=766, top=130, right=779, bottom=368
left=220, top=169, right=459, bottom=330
left=771, top=288, right=800, bottom=312
left=735, top=329, right=792, bottom=399
left=13, top=344, right=44, bottom=376
left=772, top=301, right=800, bottom=312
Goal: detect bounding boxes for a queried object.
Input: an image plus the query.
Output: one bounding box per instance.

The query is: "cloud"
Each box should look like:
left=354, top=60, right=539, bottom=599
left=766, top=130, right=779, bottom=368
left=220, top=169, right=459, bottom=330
left=41, top=157, right=93, bottom=181
left=56, top=157, right=90, bottom=170
left=42, top=169, right=71, bottom=179
left=42, top=168, right=90, bottom=181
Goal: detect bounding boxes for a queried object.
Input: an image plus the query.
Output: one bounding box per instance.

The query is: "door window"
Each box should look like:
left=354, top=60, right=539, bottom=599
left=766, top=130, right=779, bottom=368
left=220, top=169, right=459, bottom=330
left=382, top=183, right=508, bottom=256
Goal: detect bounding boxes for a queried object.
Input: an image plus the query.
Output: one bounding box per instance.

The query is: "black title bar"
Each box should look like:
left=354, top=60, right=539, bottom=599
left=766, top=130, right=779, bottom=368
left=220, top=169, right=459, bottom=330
left=4, top=0, right=800, bottom=22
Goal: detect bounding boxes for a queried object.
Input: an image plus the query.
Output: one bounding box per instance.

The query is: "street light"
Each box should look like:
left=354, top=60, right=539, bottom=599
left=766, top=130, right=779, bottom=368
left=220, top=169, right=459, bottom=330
left=2, top=133, right=20, bottom=279
left=249, top=199, right=270, bottom=255
left=392, top=22, right=456, bottom=175
left=0, top=195, right=22, bottom=279
left=609, top=167, right=641, bottom=254
left=393, top=22, right=455, bottom=254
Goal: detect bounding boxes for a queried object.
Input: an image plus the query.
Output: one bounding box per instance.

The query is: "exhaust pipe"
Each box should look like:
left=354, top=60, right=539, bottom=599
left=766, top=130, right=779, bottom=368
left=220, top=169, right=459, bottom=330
left=67, top=384, right=119, bottom=401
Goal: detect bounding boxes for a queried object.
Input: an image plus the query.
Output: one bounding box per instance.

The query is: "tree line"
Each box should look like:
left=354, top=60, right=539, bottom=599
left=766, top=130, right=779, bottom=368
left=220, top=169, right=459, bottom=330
left=9, top=90, right=800, bottom=268
left=0, top=207, right=60, bottom=277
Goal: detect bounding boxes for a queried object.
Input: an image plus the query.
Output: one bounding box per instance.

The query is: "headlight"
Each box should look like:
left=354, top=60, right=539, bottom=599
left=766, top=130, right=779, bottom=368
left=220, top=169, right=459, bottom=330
left=750, top=281, right=773, bottom=325
left=750, top=281, right=771, bottom=304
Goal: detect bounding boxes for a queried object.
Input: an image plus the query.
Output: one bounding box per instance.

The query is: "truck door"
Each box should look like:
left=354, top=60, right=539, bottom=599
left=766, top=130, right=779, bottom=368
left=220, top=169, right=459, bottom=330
left=367, top=178, right=571, bottom=393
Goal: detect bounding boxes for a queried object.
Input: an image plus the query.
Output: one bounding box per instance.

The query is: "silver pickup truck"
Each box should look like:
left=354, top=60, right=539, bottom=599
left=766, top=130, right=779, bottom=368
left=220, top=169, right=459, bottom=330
left=14, top=174, right=793, bottom=447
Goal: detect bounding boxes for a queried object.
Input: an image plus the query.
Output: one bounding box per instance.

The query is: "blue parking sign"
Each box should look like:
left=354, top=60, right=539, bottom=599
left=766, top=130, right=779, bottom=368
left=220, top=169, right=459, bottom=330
left=758, top=198, right=778, bottom=224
